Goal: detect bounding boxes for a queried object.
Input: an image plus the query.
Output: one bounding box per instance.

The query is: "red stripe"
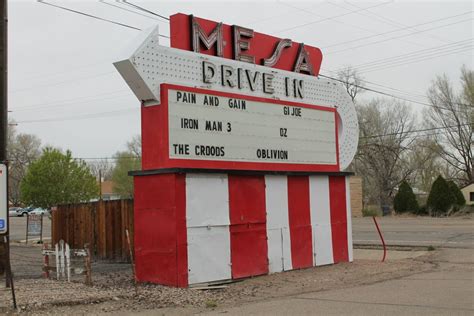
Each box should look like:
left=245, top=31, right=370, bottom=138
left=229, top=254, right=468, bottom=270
left=228, top=175, right=268, bottom=279
left=329, top=176, right=348, bottom=263
left=287, top=176, right=313, bottom=269
left=134, top=174, right=188, bottom=287
left=175, top=174, right=188, bottom=287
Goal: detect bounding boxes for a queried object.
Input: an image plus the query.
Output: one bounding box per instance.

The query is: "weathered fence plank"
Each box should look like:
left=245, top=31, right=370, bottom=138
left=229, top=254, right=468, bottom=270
left=52, top=200, right=134, bottom=262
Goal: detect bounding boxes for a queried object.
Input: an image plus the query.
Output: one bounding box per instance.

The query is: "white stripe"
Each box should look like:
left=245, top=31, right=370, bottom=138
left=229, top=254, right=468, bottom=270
left=309, top=176, right=334, bottom=266
left=265, top=175, right=292, bottom=273
left=345, top=177, right=353, bottom=262
left=186, top=174, right=231, bottom=284
left=186, top=174, right=229, bottom=227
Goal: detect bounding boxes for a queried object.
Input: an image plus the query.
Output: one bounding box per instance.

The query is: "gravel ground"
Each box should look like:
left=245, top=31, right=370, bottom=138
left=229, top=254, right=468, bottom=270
left=0, top=245, right=438, bottom=315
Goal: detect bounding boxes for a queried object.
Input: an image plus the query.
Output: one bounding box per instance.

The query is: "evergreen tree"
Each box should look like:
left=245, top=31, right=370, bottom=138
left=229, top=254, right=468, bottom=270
left=447, top=180, right=466, bottom=207
left=393, top=181, right=419, bottom=214
left=427, top=175, right=456, bottom=216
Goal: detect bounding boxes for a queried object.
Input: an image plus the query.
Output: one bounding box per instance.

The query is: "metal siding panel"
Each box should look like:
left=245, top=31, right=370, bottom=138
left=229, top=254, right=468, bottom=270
left=309, top=176, right=334, bottom=266
left=265, top=175, right=290, bottom=273
left=187, top=226, right=231, bottom=284
left=266, top=228, right=283, bottom=273
left=287, top=176, right=313, bottom=269
left=230, top=224, right=269, bottom=279
left=228, top=175, right=267, bottom=225
left=186, top=174, right=229, bottom=227
left=345, top=177, right=354, bottom=262
left=265, top=175, right=289, bottom=229
left=282, top=227, right=293, bottom=271
left=329, top=176, right=349, bottom=263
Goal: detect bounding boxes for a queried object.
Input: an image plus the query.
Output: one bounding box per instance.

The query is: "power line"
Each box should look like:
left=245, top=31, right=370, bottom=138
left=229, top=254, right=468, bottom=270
left=357, top=46, right=473, bottom=74
left=360, top=123, right=473, bottom=139
left=335, top=1, right=464, bottom=47
left=121, top=0, right=169, bottom=21
left=319, top=73, right=473, bottom=110
left=37, top=0, right=141, bottom=30
left=333, top=38, right=473, bottom=73
left=99, top=0, right=163, bottom=21
left=9, top=71, right=115, bottom=94
left=325, top=17, right=473, bottom=55
left=15, top=107, right=136, bottom=124
left=276, top=1, right=394, bottom=33
left=278, top=1, right=426, bottom=49
left=322, top=10, right=473, bottom=49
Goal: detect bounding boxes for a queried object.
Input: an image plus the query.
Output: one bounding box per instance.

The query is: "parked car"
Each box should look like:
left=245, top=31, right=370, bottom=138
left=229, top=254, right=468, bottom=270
left=30, top=207, right=49, bottom=216
left=8, top=207, right=22, bottom=217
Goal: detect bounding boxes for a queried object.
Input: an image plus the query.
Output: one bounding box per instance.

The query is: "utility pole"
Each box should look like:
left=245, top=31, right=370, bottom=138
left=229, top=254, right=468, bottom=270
left=0, top=0, right=6, bottom=162
left=0, top=0, right=15, bottom=309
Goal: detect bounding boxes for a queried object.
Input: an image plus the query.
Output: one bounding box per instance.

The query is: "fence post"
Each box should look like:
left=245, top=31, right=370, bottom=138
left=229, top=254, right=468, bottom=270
left=43, top=243, right=50, bottom=279
left=84, top=243, right=92, bottom=286
left=65, top=242, right=71, bottom=282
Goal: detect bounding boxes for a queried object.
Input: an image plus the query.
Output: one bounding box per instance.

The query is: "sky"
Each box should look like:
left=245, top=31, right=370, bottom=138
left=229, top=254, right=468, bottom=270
left=7, top=0, right=473, bottom=159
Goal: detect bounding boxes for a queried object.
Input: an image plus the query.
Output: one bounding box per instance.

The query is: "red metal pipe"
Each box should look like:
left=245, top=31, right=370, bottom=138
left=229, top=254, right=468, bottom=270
left=372, top=216, right=387, bottom=262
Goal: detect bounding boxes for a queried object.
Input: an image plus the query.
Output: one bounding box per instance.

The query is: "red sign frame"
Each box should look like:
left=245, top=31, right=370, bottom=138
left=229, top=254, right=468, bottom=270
left=141, top=84, right=340, bottom=172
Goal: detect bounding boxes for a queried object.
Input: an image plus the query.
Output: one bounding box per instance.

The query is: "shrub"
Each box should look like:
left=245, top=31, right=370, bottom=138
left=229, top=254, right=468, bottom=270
left=393, top=181, right=419, bottom=214
left=427, top=175, right=456, bottom=216
left=362, top=208, right=380, bottom=217
left=417, top=205, right=429, bottom=216
left=447, top=180, right=466, bottom=207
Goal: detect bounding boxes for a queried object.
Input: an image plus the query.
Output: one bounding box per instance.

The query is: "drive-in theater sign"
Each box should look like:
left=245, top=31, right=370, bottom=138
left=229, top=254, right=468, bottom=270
left=114, top=13, right=359, bottom=287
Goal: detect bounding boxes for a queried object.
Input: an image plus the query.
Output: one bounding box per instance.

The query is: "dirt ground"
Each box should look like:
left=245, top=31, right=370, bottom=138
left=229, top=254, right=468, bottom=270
left=0, top=243, right=438, bottom=315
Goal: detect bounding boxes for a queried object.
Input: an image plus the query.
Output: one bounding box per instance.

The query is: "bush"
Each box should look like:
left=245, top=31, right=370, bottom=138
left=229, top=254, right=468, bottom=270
left=447, top=180, right=466, bottom=207
left=362, top=208, right=380, bottom=217
left=417, top=205, right=429, bottom=216
left=393, top=181, right=419, bottom=214
left=427, top=175, right=456, bottom=216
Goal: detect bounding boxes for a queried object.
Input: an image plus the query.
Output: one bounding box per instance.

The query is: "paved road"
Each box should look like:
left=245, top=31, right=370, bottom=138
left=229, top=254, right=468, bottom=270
left=352, top=216, right=474, bottom=248
left=203, top=247, right=473, bottom=315
left=7, top=216, right=51, bottom=242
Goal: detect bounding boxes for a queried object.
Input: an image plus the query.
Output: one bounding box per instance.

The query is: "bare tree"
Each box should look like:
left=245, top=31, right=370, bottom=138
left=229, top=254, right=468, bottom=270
left=425, top=66, right=473, bottom=185
left=88, top=159, right=114, bottom=181
left=337, top=66, right=365, bottom=103
left=354, top=99, right=416, bottom=209
left=127, top=135, right=142, bottom=158
left=7, top=129, right=42, bottom=205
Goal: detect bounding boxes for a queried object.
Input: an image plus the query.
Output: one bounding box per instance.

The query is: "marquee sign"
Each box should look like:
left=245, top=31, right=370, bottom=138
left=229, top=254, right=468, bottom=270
left=114, top=13, right=358, bottom=171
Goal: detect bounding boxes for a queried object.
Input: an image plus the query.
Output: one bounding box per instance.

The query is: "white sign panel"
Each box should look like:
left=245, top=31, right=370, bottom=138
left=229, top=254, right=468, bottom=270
left=168, top=89, right=337, bottom=166
left=0, top=164, right=7, bottom=233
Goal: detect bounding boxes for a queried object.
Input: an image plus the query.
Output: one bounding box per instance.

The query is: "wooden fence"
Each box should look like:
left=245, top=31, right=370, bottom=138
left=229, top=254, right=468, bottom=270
left=52, top=199, right=134, bottom=262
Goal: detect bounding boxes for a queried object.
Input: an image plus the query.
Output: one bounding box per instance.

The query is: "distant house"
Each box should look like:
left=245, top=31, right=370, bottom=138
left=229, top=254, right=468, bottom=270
left=100, top=180, right=121, bottom=201
left=460, top=183, right=474, bottom=206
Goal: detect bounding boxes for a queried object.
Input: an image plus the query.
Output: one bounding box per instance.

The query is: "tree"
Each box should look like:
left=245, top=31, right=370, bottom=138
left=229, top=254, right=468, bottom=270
left=20, top=148, right=98, bottom=208
left=447, top=180, right=466, bottom=207
left=111, top=135, right=142, bottom=198
left=427, top=175, right=456, bottom=217
left=424, top=66, right=473, bottom=185
left=88, top=159, right=114, bottom=181
left=354, top=99, right=416, bottom=210
left=337, top=66, right=365, bottom=103
left=393, top=181, right=419, bottom=214
left=6, top=121, right=42, bottom=205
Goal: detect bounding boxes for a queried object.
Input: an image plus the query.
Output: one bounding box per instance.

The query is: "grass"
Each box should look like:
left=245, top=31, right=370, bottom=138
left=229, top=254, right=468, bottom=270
left=427, top=245, right=436, bottom=251
left=362, top=208, right=380, bottom=217
left=205, top=300, right=218, bottom=308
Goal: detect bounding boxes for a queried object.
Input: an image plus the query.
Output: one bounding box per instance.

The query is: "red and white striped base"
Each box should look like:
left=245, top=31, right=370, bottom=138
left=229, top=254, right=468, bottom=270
left=134, top=172, right=353, bottom=287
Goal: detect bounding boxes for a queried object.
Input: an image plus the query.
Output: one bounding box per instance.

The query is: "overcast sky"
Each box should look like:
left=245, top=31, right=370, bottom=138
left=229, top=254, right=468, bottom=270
left=8, top=0, right=473, bottom=159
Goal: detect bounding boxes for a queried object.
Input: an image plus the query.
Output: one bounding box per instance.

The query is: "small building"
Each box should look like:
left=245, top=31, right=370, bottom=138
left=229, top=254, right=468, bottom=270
left=100, top=180, right=121, bottom=201
left=460, top=183, right=474, bottom=206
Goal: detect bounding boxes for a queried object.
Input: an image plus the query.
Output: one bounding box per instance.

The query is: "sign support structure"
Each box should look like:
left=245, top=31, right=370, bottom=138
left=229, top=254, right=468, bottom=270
left=0, top=0, right=17, bottom=309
